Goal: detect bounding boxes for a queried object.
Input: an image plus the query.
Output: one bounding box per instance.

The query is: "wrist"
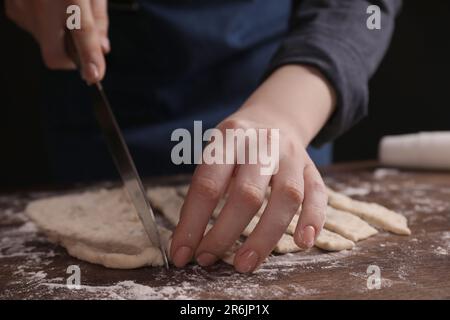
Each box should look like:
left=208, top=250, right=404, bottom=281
left=242, top=64, right=336, bottom=146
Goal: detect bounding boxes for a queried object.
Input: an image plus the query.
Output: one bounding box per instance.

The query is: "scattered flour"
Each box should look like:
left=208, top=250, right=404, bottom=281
left=42, top=280, right=202, bottom=300
left=3, top=210, right=348, bottom=299
left=373, top=168, right=400, bottom=180
left=2, top=173, right=448, bottom=299
left=395, top=265, right=410, bottom=281
left=263, top=250, right=354, bottom=269
left=430, top=233, right=450, bottom=256
left=349, top=272, right=396, bottom=292
left=433, top=246, right=448, bottom=256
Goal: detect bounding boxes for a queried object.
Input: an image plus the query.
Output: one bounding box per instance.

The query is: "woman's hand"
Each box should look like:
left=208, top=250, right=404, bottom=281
left=171, top=65, right=337, bottom=273
left=5, top=0, right=109, bottom=83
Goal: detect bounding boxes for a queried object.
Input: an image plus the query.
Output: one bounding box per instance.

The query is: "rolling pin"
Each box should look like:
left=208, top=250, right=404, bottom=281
left=379, top=131, right=450, bottom=170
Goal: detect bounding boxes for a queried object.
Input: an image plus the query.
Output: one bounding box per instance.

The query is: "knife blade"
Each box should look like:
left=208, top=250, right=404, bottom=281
left=91, top=83, right=170, bottom=269
left=65, top=34, right=169, bottom=269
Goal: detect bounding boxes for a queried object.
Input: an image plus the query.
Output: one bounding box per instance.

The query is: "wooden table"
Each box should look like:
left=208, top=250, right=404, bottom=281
left=1, top=162, right=449, bottom=299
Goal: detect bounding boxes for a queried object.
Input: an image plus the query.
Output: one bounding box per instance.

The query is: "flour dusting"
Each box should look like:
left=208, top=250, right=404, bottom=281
left=41, top=280, right=202, bottom=300
left=433, top=246, right=448, bottom=256
left=373, top=168, right=400, bottom=180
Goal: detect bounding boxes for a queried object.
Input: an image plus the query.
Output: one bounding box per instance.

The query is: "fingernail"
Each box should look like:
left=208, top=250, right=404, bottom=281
left=172, top=246, right=192, bottom=268
left=196, top=252, right=218, bottom=267
left=85, top=62, right=99, bottom=83
left=235, top=250, right=259, bottom=273
left=302, top=225, right=316, bottom=248
left=102, top=38, right=111, bottom=53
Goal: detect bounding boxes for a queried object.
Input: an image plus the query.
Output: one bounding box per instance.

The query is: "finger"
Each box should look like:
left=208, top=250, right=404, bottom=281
left=171, top=120, right=241, bottom=268
left=195, top=163, right=271, bottom=267
left=90, top=0, right=110, bottom=53
left=234, top=158, right=304, bottom=273
left=5, top=0, right=35, bottom=32
left=293, top=163, right=327, bottom=249
left=34, top=0, right=76, bottom=70
left=170, top=162, right=235, bottom=268
left=69, top=0, right=106, bottom=83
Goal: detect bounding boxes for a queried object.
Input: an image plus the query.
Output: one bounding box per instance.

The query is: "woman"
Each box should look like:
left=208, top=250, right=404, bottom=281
left=5, top=0, right=401, bottom=273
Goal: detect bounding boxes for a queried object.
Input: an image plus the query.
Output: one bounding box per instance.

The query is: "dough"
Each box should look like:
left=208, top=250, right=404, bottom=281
left=25, top=184, right=409, bottom=269
left=286, top=213, right=300, bottom=234
left=274, top=234, right=304, bottom=254
left=239, top=215, right=303, bottom=254
left=149, top=187, right=237, bottom=264
left=327, top=187, right=411, bottom=235
left=324, top=206, right=378, bottom=242
left=210, top=198, right=352, bottom=253
left=176, top=184, right=190, bottom=197
left=160, top=186, right=301, bottom=254
left=207, top=196, right=299, bottom=253
left=147, top=187, right=184, bottom=226
left=26, top=189, right=171, bottom=269
left=160, top=185, right=355, bottom=253
left=285, top=206, right=377, bottom=243
left=314, top=229, right=355, bottom=251
left=283, top=214, right=355, bottom=251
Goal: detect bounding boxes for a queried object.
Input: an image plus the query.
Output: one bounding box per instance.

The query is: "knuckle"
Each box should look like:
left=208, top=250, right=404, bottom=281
left=200, top=231, right=234, bottom=254
left=98, top=23, right=109, bottom=35
left=95, top=17, right=109, bottom=35
left=77, top=21, right=96, bottom=35
left=280, top=180, right=304, bottom=206
left=236, top=182, right=265, bottom=209
left=311, top=203, right=327, bottom=220
left=218, top=118, right=247, bottom=131
left=191, top=176, right=221, bottom=201
left=203, top=239, right=231, bottom=254
left=303, top=201, right=327, bottom=226
left=310, top=201, right=327, bottom=213
left=98, top=15, right=109, bottom=27
left=310, top=180, right=326, bottom=195
left=284, top=139, right=298, bottom=155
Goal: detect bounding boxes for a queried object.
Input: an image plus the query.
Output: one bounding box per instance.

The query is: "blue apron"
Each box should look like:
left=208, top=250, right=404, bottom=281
left=41, top=0, right=330, bottom=183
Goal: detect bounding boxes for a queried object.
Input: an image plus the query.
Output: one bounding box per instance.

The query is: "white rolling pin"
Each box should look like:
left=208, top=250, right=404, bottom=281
left=379, top=131, right=450, bottom=170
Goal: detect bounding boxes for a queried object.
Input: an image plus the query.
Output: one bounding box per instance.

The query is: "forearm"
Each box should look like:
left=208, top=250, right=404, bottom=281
left=240, top=65, right=336, bottom=145
left=266, top=0, right=402, bottom=145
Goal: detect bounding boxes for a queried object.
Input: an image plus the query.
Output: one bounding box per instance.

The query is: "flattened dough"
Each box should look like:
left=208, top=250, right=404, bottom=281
left=149, top=187, right=237, bottom=263
left=327, top=187, right=411, bottom=235
left=176, top=184, right=190, bottom=197
left=26, top=189, right=171, bottom=269
left=147, top=187, right=183, bottom=226
left=177, top=184, right=354, bottom=252
left=314, top=229, right=355, bottom=251
left=285, top=207, right=377, bottom=243
left=324, top=206, right=378, bottom=242
left=284, top=214, right=354, bottom=251
left=25, top=184, right=408, bottom=269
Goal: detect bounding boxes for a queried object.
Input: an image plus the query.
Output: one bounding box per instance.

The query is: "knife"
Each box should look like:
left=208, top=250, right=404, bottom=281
left=65, top=34, right=170, bottom=269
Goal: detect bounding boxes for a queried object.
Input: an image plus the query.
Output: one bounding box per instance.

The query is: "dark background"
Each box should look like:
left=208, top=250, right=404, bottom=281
left=334, top=0, right=450, bottom=162
left=0, top=1, right=449, bottom=189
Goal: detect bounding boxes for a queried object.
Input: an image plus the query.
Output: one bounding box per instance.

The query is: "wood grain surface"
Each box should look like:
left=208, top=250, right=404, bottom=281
left=1, top=162, right=449, bottom=299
